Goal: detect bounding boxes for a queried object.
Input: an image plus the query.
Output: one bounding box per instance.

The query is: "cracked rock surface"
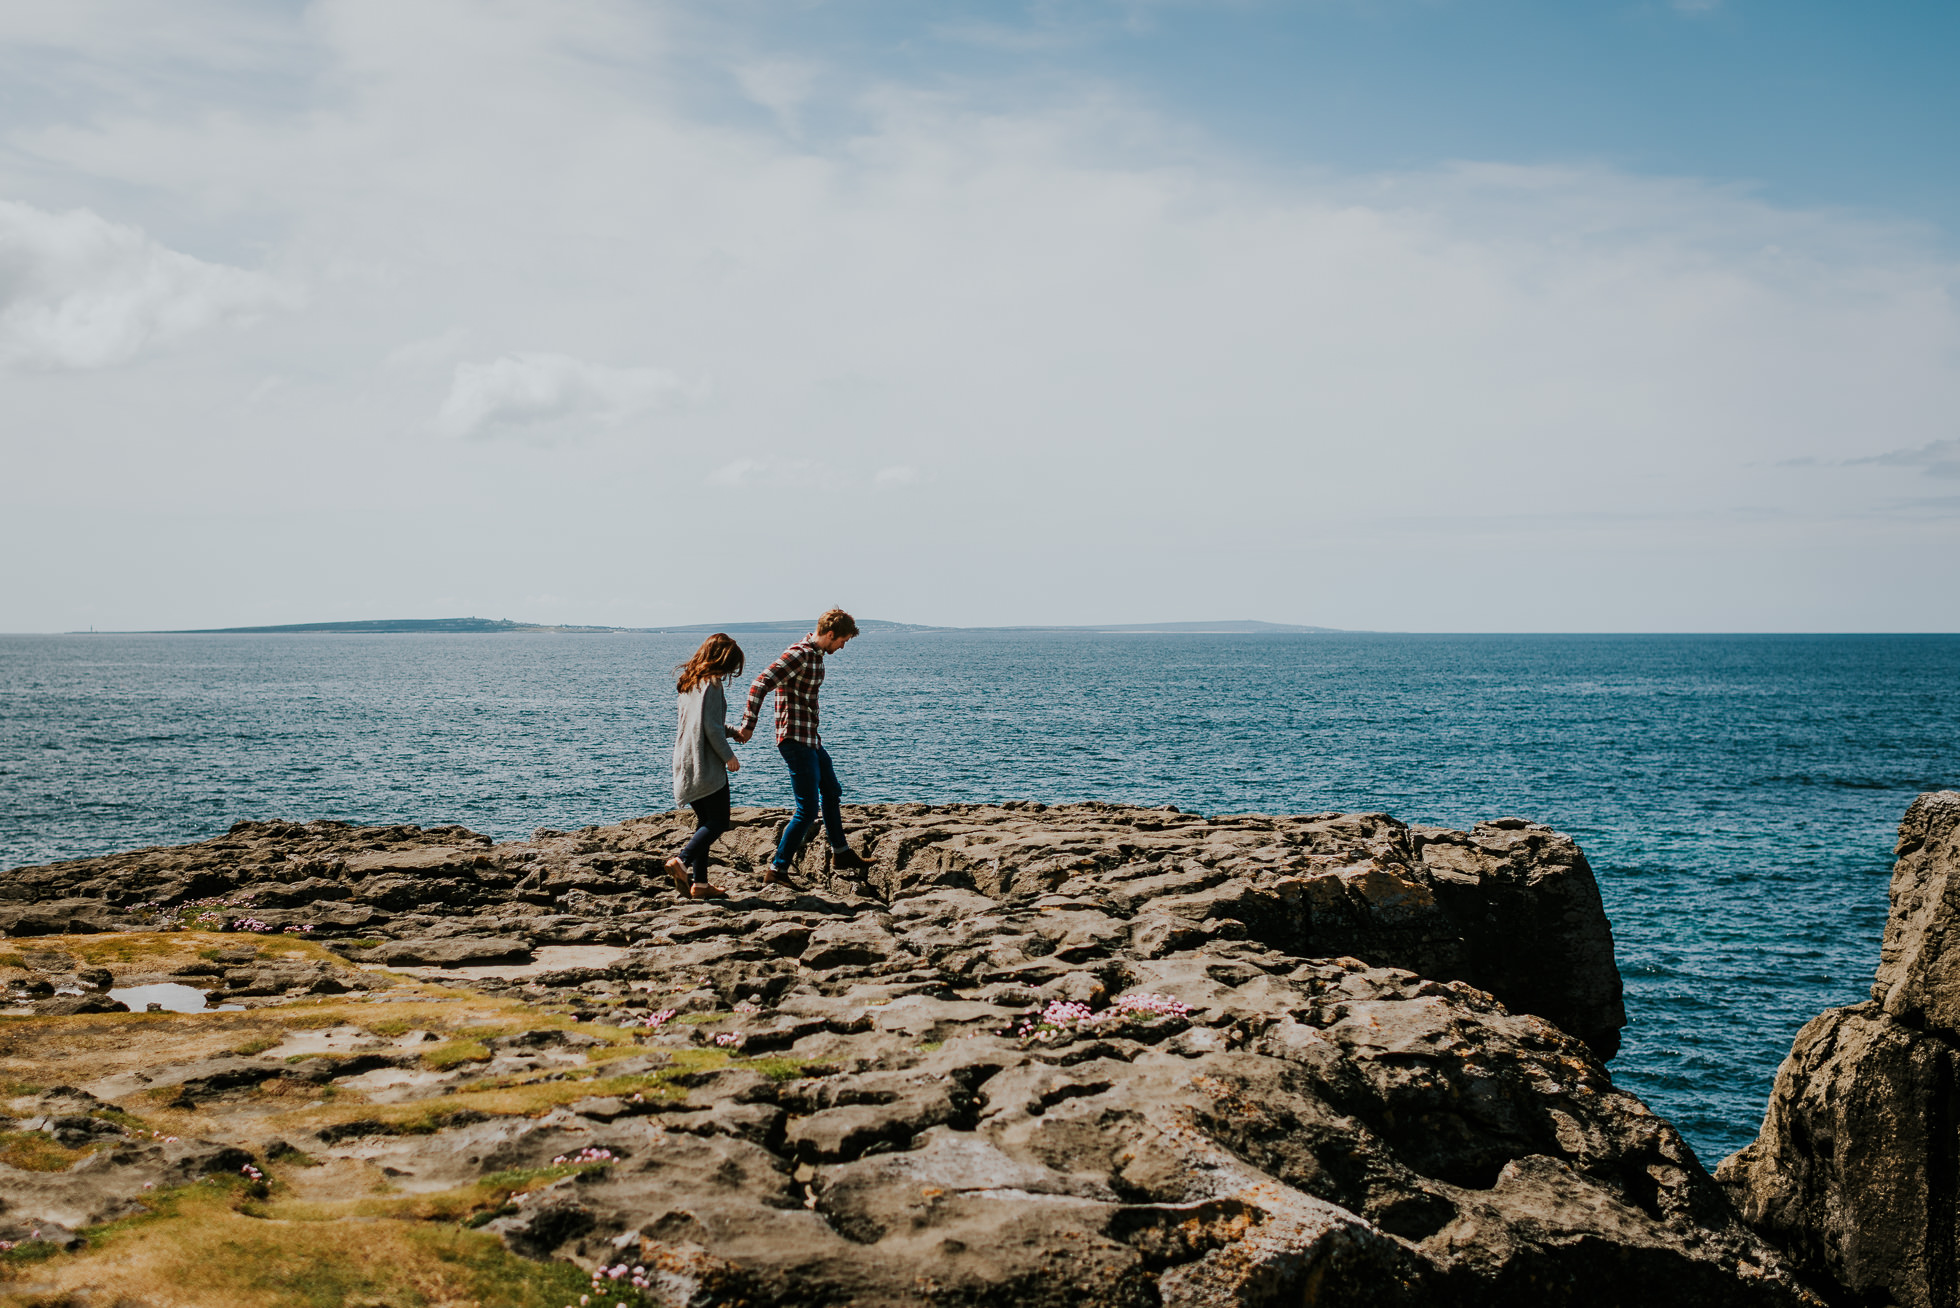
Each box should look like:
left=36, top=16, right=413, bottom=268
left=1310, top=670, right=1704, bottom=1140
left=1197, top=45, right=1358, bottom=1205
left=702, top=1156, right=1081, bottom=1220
left=0, top=803, right=1815, bottom=1306
left=3, top=802, right=1626, bottom=1060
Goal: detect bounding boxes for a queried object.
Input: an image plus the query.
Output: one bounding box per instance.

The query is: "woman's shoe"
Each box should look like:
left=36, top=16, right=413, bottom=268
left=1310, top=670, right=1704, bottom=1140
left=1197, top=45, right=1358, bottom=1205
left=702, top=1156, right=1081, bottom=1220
left=690, top=882, right=728, bottom=898
left=664, top=857, right=691, bottom=893
left=763, top=864, right=798, bottom=889
left=831, top=845, right=872, bottom=871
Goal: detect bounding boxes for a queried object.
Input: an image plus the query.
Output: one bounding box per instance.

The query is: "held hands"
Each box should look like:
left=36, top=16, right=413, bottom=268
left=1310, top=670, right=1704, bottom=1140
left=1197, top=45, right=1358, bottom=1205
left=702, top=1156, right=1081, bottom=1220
left=733, top=725, right=754, bottom=744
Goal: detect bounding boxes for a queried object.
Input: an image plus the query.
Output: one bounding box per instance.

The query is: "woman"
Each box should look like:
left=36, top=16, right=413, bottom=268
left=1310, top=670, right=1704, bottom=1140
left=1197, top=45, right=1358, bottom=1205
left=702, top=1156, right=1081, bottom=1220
left=667, top=633, right=744, bottom=898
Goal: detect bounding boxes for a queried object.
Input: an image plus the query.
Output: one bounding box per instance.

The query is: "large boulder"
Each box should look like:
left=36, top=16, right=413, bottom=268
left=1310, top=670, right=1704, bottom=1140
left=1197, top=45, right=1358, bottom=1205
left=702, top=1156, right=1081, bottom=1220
left=1718, top=791, right=1960, bottom=1308
left=0, top=900, right=119, bottom=936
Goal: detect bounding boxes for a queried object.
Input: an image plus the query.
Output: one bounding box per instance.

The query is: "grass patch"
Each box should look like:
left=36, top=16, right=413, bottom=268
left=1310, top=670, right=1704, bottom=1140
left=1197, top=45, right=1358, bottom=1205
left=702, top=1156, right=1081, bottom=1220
left=279, top=1011, right=345, bottom=1030
left=0, top=1130, right=91, bottom=1172
left=17, top=931, right=352, bottom=973
left=423, top=1040, right=492, bottom=1071
left=0, top=1237, right=62, bottom=1273
left=0, top=953, right=27, bottom=970
left=279, top=1052, right=738, bottom=1138
left=745, top=1055, right=835, bottom=1082
left=362, top=1017, right=420, bottom=1037
left=583, top=1041, right=658, bottom=1066
left=90, top=1106, right=151, bottom=1133
left=232, top=1036, right=280, bottom=1056
left=271, top=1164, right=589, bottom=1227
left=0, top=1179, right=593, bottom=1308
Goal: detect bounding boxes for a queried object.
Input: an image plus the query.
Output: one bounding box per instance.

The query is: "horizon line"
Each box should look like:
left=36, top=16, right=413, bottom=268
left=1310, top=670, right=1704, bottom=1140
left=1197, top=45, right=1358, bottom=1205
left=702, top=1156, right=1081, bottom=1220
left=15, top=617, right=1960, bottom=637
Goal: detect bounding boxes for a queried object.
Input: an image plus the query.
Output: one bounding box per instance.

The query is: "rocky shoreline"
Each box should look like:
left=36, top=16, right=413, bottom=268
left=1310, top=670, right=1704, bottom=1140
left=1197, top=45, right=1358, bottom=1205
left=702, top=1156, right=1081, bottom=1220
left=0, top=797, right=1924, bottom=1306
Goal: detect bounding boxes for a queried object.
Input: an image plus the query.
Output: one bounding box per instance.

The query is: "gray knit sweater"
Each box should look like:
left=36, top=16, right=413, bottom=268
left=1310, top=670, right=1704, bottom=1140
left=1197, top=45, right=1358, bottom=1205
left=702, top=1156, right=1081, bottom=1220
left=673, top=679, right=739, bottom=807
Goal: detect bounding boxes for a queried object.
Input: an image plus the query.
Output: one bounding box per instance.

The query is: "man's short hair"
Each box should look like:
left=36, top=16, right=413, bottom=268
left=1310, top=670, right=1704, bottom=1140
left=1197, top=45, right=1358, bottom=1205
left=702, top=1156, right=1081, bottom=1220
left=816, top=608, right=859, bottom=639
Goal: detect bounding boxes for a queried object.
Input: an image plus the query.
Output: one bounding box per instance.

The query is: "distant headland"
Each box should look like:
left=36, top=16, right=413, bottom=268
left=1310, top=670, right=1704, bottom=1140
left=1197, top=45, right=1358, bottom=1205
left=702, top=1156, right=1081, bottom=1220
left=139, top=617, right=1345, bottom=635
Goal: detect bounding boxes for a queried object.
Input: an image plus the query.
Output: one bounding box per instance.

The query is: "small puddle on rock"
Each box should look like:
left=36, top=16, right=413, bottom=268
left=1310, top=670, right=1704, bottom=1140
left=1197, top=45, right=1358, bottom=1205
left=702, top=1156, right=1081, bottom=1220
left=109, top=982, right=244, bottom=1013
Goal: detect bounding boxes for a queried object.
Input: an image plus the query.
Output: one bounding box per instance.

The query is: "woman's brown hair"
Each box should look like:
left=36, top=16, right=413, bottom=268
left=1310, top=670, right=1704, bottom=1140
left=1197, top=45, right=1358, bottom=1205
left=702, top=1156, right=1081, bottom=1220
left=675, top=633, right=745, bottom=693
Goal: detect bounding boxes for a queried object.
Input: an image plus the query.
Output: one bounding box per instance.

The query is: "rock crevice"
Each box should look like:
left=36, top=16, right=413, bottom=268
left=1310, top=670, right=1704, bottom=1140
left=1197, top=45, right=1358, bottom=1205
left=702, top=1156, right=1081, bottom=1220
left=1720, top=791, right=1960, bottom=1308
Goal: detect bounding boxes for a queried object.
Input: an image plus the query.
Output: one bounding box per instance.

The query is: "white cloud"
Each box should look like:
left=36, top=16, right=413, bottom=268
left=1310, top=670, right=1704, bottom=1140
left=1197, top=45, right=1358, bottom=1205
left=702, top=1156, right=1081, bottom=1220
left=732, top=59, right=819, bottom=135
left=708, top=456, right=766, bottom=487
left=0, top=199, right=293, bottom=370
left=435, top=353, right=691, bottom=439
left=873, top=464, right=922, bottom=487
left=707, top=456, right=832, bottom=488
left=385, top=328, right=471, bottom=369
left=1848, top=438, right=1960, bottom=479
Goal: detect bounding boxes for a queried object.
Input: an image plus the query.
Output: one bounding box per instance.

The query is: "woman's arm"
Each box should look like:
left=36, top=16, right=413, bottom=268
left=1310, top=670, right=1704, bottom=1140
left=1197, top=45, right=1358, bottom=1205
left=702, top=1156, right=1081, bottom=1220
left=705, top=681, right=739, bottom=766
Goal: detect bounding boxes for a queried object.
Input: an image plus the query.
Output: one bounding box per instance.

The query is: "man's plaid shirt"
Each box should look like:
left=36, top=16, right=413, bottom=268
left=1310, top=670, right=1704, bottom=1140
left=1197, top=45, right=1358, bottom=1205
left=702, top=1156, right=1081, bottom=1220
left=739, top=633, right=826, bottom=746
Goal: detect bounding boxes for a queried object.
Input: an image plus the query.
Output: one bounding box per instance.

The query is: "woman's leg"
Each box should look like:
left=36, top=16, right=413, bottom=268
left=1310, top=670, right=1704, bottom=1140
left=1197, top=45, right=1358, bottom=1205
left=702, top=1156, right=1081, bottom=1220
left=682, top=786, right=733, bottom=883
left=677, top=785, right=732, bottom=880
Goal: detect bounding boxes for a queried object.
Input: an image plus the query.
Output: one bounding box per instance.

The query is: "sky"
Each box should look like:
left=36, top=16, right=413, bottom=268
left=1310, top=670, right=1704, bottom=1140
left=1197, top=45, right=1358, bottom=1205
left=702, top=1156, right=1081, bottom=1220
left=1, top=0, right=1956, bottom=632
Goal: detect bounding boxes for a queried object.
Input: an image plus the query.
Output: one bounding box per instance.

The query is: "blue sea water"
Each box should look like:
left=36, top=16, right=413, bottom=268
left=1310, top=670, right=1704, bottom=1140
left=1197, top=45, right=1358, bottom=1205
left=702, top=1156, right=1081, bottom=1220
left=2, top=630, right=1955, bottom=1164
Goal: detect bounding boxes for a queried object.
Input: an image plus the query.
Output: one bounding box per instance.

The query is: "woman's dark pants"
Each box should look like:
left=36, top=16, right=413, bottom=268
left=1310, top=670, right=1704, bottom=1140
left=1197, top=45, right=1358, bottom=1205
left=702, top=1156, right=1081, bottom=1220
left=775, top=740, right=846, bottom=867
left=677, top=784, right=732, bottom=883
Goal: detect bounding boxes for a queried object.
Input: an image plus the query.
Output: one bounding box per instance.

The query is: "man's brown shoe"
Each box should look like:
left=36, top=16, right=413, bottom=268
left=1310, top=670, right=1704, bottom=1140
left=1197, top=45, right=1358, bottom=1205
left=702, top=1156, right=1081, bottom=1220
left=830, top=846, right=872, bottom=872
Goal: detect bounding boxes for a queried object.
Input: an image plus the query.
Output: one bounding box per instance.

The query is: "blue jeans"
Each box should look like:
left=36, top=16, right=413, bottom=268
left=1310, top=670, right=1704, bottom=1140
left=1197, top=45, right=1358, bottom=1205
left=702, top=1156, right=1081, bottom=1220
left=676, top=784, right=731, bottom=882
left=775, top=740, right=846, bottom=867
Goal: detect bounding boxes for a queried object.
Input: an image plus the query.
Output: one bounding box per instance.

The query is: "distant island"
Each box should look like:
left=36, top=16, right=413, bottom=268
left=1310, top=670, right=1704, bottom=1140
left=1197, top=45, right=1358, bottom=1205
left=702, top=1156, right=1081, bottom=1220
left=148, top=617, right=1343, bottom=635
left=168, top=618, right=610, bottom=635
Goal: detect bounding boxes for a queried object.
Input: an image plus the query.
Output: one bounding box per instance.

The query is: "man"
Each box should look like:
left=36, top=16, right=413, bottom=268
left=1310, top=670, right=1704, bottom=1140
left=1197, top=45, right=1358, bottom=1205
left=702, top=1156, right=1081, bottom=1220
left=734, top=608, right=873, bottom=882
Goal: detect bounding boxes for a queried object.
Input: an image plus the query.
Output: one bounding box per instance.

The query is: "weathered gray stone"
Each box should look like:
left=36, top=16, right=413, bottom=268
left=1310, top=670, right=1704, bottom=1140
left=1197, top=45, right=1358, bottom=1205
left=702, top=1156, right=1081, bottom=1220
left=0, top=900, right=119, bottom=936
left=364, top=937, right=534, bottom=967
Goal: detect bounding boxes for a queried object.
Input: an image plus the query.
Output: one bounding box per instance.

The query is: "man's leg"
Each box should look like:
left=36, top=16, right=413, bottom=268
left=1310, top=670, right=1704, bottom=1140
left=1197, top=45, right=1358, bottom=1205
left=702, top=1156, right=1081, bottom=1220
left=775, top=741, right=821, bottom=869
left=815, top=746, right=873, bottom=869
left=815, top=745, right=848, bottom=849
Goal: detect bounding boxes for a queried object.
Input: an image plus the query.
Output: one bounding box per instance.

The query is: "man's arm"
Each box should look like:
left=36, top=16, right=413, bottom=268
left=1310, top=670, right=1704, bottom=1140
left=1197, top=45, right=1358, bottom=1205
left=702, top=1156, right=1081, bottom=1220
left=738, top=645, right=807, bottom=737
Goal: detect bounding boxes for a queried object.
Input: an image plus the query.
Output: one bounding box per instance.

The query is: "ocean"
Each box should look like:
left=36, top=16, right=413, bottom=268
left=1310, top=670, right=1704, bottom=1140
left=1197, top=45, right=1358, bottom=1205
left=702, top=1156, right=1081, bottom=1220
left=2, top=629, right=1955, bottom=1164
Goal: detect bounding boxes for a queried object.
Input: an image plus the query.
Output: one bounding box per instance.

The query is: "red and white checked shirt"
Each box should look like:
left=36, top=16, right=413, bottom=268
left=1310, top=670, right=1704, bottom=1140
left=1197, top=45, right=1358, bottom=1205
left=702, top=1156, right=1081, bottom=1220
left=739, top=634, right=826, bottom=746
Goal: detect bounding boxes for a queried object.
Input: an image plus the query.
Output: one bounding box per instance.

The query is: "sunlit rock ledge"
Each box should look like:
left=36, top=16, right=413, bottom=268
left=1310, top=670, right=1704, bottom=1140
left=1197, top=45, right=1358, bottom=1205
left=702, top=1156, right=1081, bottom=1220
left=1, top=804, right=1821, bottom=1306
